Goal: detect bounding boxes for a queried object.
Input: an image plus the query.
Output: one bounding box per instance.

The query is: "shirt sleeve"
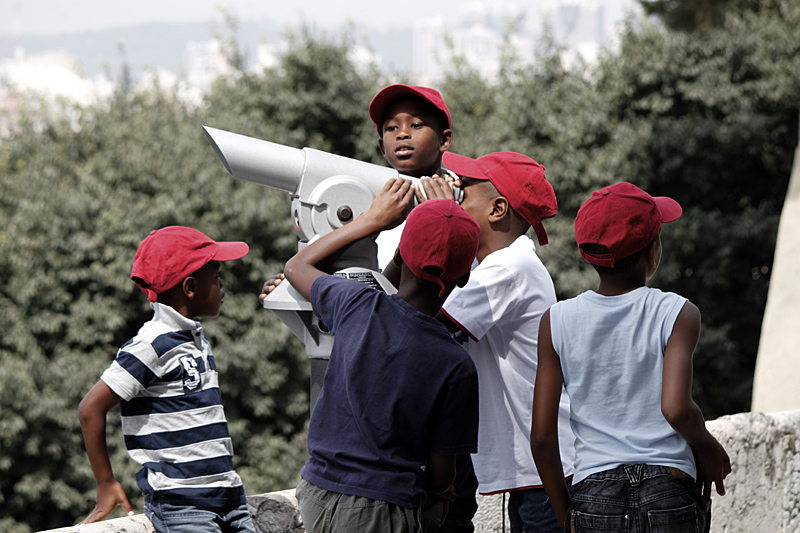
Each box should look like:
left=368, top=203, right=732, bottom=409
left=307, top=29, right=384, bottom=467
left=310, top=275, right=373, bottom=334
left=100, top=341, right=159, bottom=401
left=442, top=262, right=519, bottom=341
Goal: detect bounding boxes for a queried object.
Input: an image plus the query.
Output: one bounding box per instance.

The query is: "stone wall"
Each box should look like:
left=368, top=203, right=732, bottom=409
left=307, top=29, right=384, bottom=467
left=752, top=146, right=800, bottom=413
left=42, top=409, right=800, bottom=533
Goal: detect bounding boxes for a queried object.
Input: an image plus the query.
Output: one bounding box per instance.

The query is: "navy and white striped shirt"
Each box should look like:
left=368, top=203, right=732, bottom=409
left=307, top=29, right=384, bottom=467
left=101, top=302, right=246, bottom=507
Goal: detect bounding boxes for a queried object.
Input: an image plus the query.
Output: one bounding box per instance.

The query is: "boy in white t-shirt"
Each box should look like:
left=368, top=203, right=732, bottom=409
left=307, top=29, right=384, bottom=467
left=435, top=151, right=577, bottom=533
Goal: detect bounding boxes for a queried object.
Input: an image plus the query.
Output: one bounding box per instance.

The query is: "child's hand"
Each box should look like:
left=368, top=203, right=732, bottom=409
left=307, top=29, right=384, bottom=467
left=444, top=172, right=463, bottom=189
left=259, top=273, right=285, bottom=305
left=414, top=175, right=456, bottom=203
left=366, top=177, right=415, bottom=230
left=693, top=436, right=732, bottom=498
left=80, top=479, right=134, bottom=524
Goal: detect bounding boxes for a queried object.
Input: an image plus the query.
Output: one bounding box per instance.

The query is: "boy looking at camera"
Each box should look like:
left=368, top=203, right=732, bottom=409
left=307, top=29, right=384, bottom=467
left=370, top=85, right=481, bottom=533
left=260, top=84, right=456, bottom=298
left=369, top=83, right=458, bottom=269
left=79, top=226, right=254, bottom=533
left=531, top=182, right=731, bottom=531
left=287, top=179, right=480, bottom=533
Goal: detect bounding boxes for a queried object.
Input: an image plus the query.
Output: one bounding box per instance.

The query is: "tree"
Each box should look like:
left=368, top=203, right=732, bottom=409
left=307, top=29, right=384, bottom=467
left=638, top=0, right=766, bottom=31
left=599, top=1, right=799, bottom=416
left=0, top=28, right=391, bottom=531
left=454, top=1, right=799, bottom=418
left=205, top=26, right=382, bottom=162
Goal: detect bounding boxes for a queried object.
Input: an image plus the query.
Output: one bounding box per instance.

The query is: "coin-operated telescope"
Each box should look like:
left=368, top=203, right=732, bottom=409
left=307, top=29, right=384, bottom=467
left=202, top=126, right=459, bottom=406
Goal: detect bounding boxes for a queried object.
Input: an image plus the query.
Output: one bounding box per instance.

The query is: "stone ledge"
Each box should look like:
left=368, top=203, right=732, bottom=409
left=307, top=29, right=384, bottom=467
left=40, top=409, right=800, bottom=533
left=44, top=514, right=154, bottom=533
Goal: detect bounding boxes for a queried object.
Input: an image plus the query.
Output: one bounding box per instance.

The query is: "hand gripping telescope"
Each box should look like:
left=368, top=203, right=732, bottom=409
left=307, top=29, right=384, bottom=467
left=203, top=126, right=445, bottom=405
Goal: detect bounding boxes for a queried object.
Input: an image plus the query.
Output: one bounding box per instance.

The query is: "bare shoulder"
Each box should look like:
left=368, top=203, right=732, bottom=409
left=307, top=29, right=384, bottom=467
left=674, top=299, right=701, bottom=332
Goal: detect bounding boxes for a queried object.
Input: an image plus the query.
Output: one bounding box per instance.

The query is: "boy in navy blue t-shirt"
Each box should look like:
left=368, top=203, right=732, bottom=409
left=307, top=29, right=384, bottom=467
left=284, top=179, right=481, bottom=533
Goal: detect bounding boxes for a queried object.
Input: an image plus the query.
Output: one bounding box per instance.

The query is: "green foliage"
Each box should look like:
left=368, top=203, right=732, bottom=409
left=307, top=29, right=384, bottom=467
left=0, top=75, right=290, bottom=532
left=205, top=26, right=382, bottom=162
left=638, top=0, right=767, bottom=31
left=596, top=2, right=800, bottom=416
left=445, top=0, right=799, bottom=417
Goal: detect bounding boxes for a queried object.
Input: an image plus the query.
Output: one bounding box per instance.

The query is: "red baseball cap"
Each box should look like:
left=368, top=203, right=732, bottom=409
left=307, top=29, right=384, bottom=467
left=131, top=226, right=249, bottom=302
left=399, top=199, right=480, bottom=297
left=369, top=84, right=451, bottom=134
left=575, top=182, right=682, bottom=268
left=442, top=151, right=557, bottom=246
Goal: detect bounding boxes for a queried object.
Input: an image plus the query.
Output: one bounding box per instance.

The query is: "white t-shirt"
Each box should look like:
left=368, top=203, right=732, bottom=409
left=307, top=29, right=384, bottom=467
left=376, top=222, right=404, bottom=270
left=442, top=235, right=576, bottom=494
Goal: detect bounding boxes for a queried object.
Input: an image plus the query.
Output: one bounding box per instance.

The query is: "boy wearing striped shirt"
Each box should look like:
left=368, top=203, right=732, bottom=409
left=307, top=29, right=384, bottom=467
left=78, top=226, right=254, bottom=533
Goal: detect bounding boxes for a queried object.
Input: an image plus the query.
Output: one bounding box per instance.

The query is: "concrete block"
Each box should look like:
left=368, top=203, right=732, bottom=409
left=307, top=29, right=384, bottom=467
left=37, top=410, right=800, bottom=533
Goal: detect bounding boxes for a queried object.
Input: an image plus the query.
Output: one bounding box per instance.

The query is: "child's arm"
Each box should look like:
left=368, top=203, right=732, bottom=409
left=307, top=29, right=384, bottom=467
left=425, top=452, right=457, bottom=525
left=285, top=177, right=414, bottom=300
left=661, top=302, right=731, bottom=499
left=78, top=380, right=134, bottom=524
left=530, top=309, right=571, bottom=530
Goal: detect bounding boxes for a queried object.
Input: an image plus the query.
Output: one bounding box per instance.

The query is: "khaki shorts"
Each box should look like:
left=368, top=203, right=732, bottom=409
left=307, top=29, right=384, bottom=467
left=296, top=478, right=422, bottom=533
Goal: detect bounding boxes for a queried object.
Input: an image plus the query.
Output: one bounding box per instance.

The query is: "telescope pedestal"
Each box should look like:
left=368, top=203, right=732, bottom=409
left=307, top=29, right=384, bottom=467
left=263, top=268, right=397, bottom=410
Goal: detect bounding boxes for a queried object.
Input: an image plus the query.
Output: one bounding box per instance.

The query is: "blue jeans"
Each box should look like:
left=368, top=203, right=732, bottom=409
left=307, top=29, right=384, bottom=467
left=143, top=494, right=254, bottom=533
left=568, top=465, right=709, bottom=533
left=508, top=481, right=572, bottom=533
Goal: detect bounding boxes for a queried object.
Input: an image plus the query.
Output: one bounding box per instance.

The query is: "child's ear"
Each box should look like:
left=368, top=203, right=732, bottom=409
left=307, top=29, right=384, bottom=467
left=392, top=249, right=404, bottom=266
left=488, top=196, right=510, bottom=222
left=646, top=240, right=659, bottom=269
left=182, top=276, right=197, bottom=299
left=439, top=129, right=453, bottom=152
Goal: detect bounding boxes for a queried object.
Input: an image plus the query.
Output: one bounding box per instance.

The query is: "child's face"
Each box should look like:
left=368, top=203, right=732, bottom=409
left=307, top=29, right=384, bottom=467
left=456, top=177, right=499, bottom=254
left=458, top=177, right=496, bottom=226
left=189, top=261, right=225, bottom=318
left=378, top=96, right=452, bottom=178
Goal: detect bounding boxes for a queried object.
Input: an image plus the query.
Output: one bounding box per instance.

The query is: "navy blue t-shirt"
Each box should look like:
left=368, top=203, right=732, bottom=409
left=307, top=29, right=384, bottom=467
left=301, top=275, right=479, bottom=508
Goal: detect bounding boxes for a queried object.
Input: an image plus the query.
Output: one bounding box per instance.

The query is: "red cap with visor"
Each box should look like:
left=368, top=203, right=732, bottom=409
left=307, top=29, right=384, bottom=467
left=369, top=84, right=451, bottom=134
left=442, top=151, right=557, bottom=246
left=575, top=182, right=682, bottom=267
left=131, top=226, right=249, bottom=302
left=399, top=199, right=480, bottom=297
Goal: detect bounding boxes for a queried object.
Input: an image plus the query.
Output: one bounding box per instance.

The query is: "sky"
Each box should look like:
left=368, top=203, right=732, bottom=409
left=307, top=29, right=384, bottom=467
left=2, top=0, right=515, bottom=35
left=1, top=0, right=637, bottom=37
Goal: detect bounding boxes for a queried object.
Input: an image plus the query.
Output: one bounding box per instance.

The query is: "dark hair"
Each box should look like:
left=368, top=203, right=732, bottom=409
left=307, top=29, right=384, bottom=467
left=580, top=241, right=652, bottom=276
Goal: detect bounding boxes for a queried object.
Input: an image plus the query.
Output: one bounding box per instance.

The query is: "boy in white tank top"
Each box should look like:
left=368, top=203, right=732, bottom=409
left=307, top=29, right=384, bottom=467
left=530, top=182, right=731, bottom=532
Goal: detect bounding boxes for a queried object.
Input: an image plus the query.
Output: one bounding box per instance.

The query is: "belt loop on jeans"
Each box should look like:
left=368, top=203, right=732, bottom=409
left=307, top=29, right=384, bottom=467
left=669, top=467, right=690, bottom=479
left=623, top=464, right=643, bottom=486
